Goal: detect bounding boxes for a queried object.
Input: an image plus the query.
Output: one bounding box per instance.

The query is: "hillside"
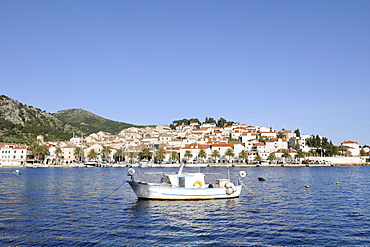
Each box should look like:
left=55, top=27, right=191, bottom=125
left=53, top=109, right=145, bottom=135
left=0, top=95, right=83, bottom=143
left=0, top=95, right=147, bottom=143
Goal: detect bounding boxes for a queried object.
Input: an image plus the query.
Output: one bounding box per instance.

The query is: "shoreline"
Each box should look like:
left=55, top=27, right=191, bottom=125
left=1, top=163, right=369, bottom=168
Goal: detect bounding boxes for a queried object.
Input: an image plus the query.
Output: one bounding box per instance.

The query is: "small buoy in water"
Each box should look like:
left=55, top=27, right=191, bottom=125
left=102, top=174, right=105, bottom=176
left=258, top=177, right=265, bottom=181
left=305, top=185, right=310, bottom=188
left=23, top=173, right=27, bottom=174
left=336, top=181, right=340, bottom=184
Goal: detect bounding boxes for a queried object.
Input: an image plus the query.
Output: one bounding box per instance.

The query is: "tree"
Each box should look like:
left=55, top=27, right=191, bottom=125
left=170, top=119, right=190, bottom=129
left=204, top=117, right=216, bottom=124
left=268, top=153, right=277, bottom=163
left=324, top=144, right=339, bottom=157
left=217, top=117, right=227, bottom=128
left=87, top=149, right=98, bottom=160
left=189, top=118, right=201, bottom=125
left=184, top=150, right=193, bottom=163
left=138, top=148, right=152, bottom=161
left=254, top=154, right=262, bottom=163
left=30, top=141, right=48, bottom=162
left=101, top=146, right=112, bottom=161
left=155, top=148, right=166, bottom=163
left=55, top=147, right=63, bottom=164
left=294, top=151, right=305, bottom=163
left=225, top=148, right=235, bottom=163
left=171, top=152, right=179, bottom=163
left=73, top=147, right=84, bottom=161
left=127, top=151, right=137, bottom=163
left=198, top=149, right=207, bottom=163
left=238, top=150, right=249, bottom=163
left=282, top=151, right=291, bottom=163
left=294, top=129, right=301, bottom=137
left=113, top=149, right=125, bottom=162
left=211, top=150, right=220, bottom=163
left=277, top=131, right=286, bottom=139
left=339, top=145, right=348, bottom=156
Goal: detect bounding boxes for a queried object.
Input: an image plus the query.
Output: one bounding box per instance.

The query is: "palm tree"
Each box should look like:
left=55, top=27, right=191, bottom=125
left=254, top=154, right=262, bottom=163
left=277, top=131, right=286, bottom=139
left=139, top=148, right=152, bottom=161
left=339, top=145, right=348, bottom=156
left=127, top=151, right=137, bottom=164
left=268, top=153, right=277, bottom=163
left=55, top=147, right=63, bottom=164
left=238, top=150, right=249, bottom=164
left=225, top=148, right=235, bottom=163
left=114, top=149, right=125, bottom=162
left=281, top=151, right=291, bottom=163
left=211, top=150, right=220, bottom=163
left=87, top=149, right=98, bottom=160
left=31, top=141, right=48, bottom=163
left=171, top=152, right=179, bottom=163
left=198, top=149, right=207, bottom=163
left=155, top=148, right=166, bottom=163
left=73, top=147, right=84, bottom=162
left=184, top=150, right=193, bottom=163
left=101, top=146, right=112, bottom=161
left=294, top=151, right=305, bottom=164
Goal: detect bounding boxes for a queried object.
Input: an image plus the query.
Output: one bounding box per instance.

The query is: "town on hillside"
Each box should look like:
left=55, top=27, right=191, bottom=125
left=1, top=122, right=369, bottom=167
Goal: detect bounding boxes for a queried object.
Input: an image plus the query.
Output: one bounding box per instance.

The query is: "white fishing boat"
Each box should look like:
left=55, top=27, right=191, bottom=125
left=127, top=164, right=252, bottom=200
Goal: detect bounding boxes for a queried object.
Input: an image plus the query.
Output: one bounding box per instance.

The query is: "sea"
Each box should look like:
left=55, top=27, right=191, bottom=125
left=1, top=165, right=369, bottom=246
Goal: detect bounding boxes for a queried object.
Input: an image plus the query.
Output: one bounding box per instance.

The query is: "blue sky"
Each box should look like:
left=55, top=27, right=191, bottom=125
left=1, top=0, right=369, bottom=145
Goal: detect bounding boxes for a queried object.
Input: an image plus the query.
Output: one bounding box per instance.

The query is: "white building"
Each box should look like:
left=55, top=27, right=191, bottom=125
left=0, top=143, right=31, bottom=167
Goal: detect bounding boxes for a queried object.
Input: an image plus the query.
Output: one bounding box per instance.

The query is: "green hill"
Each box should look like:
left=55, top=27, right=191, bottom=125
left=0, top=95, right=148, bottom=143
left=0, top=95, right=82, bottom=143
left=53, top=109, right=145, bottom=135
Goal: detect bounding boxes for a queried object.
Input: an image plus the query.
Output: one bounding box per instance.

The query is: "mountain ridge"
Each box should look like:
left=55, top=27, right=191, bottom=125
left=0, top=95, right=146, bottom=143
left=53, top=108, right=146, bottom=135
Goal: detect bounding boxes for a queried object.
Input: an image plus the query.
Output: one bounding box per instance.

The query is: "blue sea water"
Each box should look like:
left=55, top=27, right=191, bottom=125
left=1, top=166, right=370, bottom=246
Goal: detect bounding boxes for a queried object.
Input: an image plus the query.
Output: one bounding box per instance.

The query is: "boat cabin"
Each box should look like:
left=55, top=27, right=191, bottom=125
left=164, top=173, right=205, bottom=188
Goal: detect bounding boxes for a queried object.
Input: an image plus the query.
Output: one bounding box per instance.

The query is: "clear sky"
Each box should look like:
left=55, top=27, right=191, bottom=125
left=1, top=0, right=369, bottom=146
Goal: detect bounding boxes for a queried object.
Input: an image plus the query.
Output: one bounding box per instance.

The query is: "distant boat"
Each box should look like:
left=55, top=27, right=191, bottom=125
left=11, top=169, right=21, bottom=175
left=127, top=164, right=252, bottom=200
left=139, top=159, right=149, bottom=168
left=69, top=162, right=86, bottom=168
left=185, top=163, right=208, bottom=168
left=33, top=163, right=49, bottom=168
left=85, top=160, right=98, bottom=167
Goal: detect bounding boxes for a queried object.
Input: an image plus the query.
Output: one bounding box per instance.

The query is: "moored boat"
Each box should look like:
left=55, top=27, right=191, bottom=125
left=127, top=164, right=251, bottom=200
left=85, top=160, right=98, bottom=167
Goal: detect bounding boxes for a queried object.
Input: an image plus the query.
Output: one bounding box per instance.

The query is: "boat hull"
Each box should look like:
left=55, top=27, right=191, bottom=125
left=127, top=181, right=242, bottom=200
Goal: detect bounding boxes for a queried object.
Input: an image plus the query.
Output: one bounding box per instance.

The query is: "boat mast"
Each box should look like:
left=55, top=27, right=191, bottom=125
left=178, top=163, right=185, bottom=175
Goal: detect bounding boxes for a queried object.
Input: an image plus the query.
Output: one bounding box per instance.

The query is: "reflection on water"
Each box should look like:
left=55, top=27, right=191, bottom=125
left=0, top=166, right=370, bottom=246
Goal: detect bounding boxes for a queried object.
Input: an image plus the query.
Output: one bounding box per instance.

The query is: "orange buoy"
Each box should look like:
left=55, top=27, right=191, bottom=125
left=305, top=185, right=310, bottom=188
left=102, top=174, right=105, bottom=176
left=336, top=181, right=340, bottom=184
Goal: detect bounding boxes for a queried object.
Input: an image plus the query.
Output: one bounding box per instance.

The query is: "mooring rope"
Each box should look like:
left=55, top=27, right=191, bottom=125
left=240, top=180, right=254, bottom=197
left=100, top=181, right=127, bottom=200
